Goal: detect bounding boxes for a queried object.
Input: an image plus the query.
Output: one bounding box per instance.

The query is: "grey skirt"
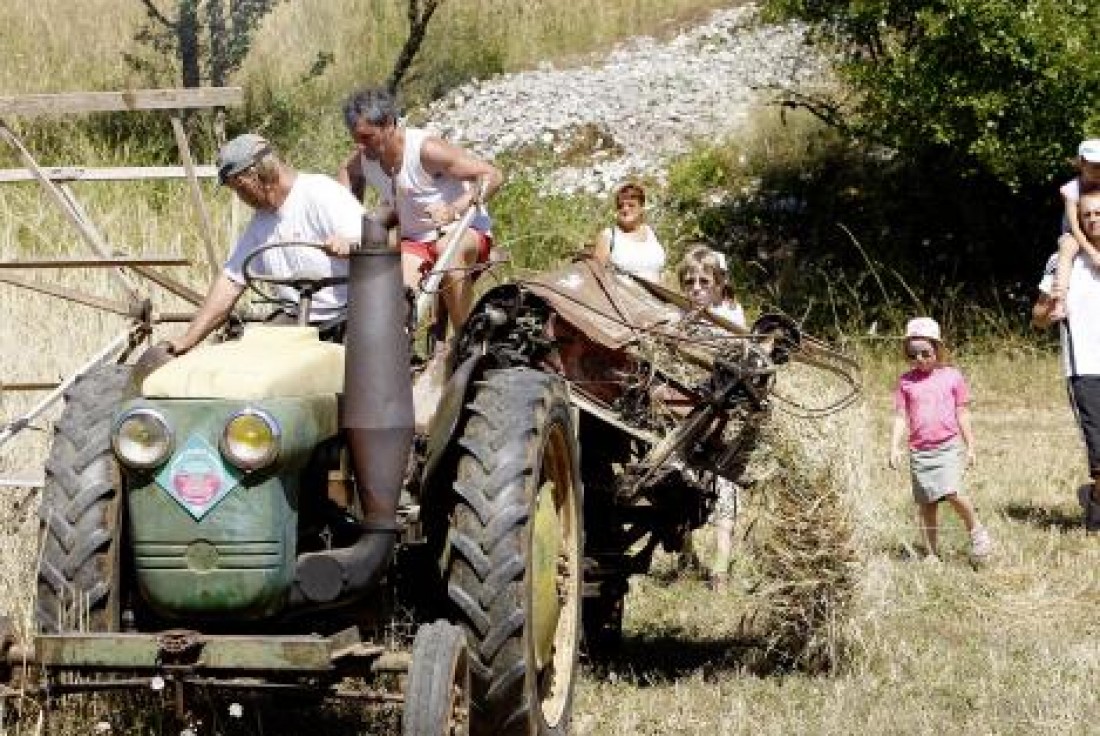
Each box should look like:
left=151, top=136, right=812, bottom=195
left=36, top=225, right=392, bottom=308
left=909, top=438, right=964, bottom=504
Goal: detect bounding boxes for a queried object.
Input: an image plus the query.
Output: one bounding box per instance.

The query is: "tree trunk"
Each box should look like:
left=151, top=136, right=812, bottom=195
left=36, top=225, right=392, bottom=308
left=208, top=0, right=227, bottom=87
left=178, top=0, right=202, bottom=88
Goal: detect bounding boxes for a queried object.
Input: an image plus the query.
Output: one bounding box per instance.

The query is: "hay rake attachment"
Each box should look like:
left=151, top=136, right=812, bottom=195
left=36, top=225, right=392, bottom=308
left=0, top=87, right=244, bottom=487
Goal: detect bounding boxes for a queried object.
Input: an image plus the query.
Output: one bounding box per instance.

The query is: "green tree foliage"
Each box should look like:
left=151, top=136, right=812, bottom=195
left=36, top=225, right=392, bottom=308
left=765, top=0, right=1100, bottom=189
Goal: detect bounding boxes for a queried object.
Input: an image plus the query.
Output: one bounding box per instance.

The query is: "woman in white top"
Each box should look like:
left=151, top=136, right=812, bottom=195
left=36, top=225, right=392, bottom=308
left=592, top=181, right=666, bottom=281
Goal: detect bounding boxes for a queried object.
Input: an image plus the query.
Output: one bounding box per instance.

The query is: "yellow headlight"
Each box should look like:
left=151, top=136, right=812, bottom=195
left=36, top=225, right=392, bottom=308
left=220, top=409, right=280, bottom=470
left=112, top=409, right=173, bottom=468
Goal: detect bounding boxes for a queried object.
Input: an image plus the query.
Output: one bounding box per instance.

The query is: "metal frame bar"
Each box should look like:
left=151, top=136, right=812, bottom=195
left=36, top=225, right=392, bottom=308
left=0, top=87, right=243, bottom=117
left=414, top=177, right=490, bottom=325
left=0, top=165, right=219, bottom=182
left=0, top=330, right=135, bottom=450
left=170, top=114, right=220, bottom=280
left=0, top=122, right=143, bottom=302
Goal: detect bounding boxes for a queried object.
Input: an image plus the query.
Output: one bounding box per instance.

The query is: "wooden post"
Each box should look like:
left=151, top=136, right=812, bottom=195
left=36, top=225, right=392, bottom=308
left=170, top=114, right=220, bottom=280
left=0, top=272, right=135, bottom=316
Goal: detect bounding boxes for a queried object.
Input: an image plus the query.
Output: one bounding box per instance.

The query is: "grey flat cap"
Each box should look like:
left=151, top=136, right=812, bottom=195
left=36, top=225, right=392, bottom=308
left=216, top=133, right=273, bottom=184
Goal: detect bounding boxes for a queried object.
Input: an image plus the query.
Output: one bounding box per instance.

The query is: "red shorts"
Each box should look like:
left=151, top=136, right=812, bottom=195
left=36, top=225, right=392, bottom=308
left=401, top=230, right=493, bottom=276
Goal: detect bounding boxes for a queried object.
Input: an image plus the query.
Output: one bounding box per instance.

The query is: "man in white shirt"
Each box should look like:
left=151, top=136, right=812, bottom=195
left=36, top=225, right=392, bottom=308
left=168, top=134, right=364, bottom=355
left=1033, top=190, right=1100, bottom=531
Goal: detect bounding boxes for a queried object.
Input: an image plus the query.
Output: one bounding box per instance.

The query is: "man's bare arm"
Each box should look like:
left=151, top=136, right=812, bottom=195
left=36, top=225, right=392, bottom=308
left=169, top=275, right=245, bottom=354
left=420, top=137, right=504, bottom=206
left=1032, top=292, right=1056, bottom=330
left=336, top=150, right=367, bottom=202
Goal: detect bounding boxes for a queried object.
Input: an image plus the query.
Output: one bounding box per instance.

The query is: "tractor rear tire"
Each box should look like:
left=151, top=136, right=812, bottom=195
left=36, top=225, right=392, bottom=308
left=36, top=364, right=133, bottom=633
left=403, top=620, right=471, bottom=736
left=445, top=368, right=582, bottom=735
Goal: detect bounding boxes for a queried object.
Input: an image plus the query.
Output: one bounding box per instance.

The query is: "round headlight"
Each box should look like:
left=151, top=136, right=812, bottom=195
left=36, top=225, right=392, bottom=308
left=221, top=409, right=280, bottom=470
left=112, top=409, right=173, bottom=469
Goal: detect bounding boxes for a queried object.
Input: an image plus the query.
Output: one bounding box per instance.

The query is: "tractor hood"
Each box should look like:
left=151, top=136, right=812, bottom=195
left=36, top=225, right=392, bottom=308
left=143, top=326, right=345, bottom=400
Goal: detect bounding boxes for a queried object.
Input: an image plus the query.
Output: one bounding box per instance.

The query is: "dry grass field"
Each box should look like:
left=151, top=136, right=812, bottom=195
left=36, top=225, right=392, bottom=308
left=571, top=349, right=1100, bottom=736
left=0, top=0, right=735, bottom=101
left=1, top=3, right=1097, bottom=733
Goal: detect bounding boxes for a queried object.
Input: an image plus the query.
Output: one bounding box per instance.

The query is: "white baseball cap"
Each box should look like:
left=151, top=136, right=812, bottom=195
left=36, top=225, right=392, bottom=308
left=905, top=316, right=941, bottom=343
left=1079, top=139, right=1100, bottom=163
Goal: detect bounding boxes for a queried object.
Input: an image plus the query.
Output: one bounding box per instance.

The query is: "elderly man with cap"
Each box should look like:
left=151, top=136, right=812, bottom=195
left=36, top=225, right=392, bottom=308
left=167, top=134, right=364, bottom=355
left=1034, top=189, right=1100, bottom=531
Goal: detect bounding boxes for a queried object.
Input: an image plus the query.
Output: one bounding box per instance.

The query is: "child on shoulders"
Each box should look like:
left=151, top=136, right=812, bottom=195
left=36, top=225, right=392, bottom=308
left=1050, top=139, right=1100, bottom=320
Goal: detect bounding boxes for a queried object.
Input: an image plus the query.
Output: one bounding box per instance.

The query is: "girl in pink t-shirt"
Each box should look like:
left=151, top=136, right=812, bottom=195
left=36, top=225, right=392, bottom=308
left=888, top=317, right=991, bottom=561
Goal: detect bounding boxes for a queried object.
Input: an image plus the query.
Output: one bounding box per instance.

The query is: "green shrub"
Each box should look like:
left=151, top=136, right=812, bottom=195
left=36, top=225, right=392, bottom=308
left=664, top=109, right=1053, bottom=346
left=763, top=0, right=1100, bottom=190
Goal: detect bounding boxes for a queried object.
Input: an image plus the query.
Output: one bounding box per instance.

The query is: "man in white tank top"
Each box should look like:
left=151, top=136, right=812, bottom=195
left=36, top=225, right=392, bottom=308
left=336, top=86, right=504, bottom=335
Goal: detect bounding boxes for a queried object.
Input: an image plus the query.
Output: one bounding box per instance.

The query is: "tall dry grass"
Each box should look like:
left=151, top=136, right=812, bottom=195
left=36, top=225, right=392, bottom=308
left=1, top=0, right=737, bottom=98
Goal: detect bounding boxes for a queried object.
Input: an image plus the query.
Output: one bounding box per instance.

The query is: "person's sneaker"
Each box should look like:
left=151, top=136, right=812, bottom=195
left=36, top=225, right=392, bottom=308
left=1077, top=485, right=1100, bottom=533
left=970, top=526, right=992, bottom=558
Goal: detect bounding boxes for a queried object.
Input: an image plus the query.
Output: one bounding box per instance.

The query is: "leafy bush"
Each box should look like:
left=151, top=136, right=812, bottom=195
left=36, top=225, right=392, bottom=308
left=664, top=109, right=1053, bottom=346
left=763, top=0, right=1100, bottom=190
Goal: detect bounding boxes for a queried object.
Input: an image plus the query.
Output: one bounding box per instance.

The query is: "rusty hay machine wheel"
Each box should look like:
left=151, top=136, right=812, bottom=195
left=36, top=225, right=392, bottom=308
left=444, top=368, right=582, bottom=736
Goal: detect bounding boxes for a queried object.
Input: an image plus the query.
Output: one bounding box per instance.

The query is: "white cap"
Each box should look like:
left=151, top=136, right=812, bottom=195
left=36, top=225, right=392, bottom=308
left=1079, top=139, right=1100, bottom=163
left=905, top=316, right=941, bottom=343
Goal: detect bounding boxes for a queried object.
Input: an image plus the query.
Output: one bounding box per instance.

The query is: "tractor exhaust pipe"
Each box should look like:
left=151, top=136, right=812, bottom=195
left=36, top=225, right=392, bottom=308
left=292, top=219, right=414, bottom=605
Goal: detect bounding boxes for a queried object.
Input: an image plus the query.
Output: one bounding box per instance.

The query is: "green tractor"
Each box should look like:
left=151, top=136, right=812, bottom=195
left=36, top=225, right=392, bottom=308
left=1, top=225, right=861, bottom=732
left=6, top=236, right=583, bottom=735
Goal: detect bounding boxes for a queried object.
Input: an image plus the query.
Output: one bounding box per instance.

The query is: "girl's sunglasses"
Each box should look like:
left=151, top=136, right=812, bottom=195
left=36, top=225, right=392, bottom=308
left=681, top=275, right=715, bottom=288
left=906, top=347, right=935, bottom=360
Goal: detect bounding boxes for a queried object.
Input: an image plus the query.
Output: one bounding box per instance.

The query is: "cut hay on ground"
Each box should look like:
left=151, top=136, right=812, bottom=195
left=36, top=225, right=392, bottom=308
left=737, top=357, right=868, bottom=673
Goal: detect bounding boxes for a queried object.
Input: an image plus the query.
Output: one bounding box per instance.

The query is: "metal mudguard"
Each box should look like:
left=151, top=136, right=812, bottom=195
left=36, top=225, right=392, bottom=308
left=419, top=352, right=495, bottom=499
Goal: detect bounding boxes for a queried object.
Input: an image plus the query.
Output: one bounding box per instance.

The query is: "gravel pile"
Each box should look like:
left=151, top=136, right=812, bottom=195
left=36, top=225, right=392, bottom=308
left=422, top=3, right=824, bottom=195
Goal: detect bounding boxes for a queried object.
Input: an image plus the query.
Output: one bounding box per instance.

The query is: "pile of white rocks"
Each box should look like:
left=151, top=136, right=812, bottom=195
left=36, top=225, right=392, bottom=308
left=422, top=3, right=824, bottom=196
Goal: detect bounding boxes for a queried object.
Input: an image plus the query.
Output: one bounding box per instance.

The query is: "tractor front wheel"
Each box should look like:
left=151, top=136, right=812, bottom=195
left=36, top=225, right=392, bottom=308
left=403, top=620, right=471, bottom=736
left=36, top=365, right=132, bottom=633
left=445, top=368, right=582, bottom=735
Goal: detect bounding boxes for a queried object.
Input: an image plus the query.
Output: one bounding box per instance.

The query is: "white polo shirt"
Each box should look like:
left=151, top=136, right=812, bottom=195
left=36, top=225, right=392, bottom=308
left=224, top=174, right=363, bottom=321
left=1039, top=252, right=1100, bottom=377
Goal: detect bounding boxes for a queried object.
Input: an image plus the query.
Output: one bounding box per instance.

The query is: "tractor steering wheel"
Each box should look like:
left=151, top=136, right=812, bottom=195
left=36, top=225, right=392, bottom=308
left=240, top=241, right=348, bottom=322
